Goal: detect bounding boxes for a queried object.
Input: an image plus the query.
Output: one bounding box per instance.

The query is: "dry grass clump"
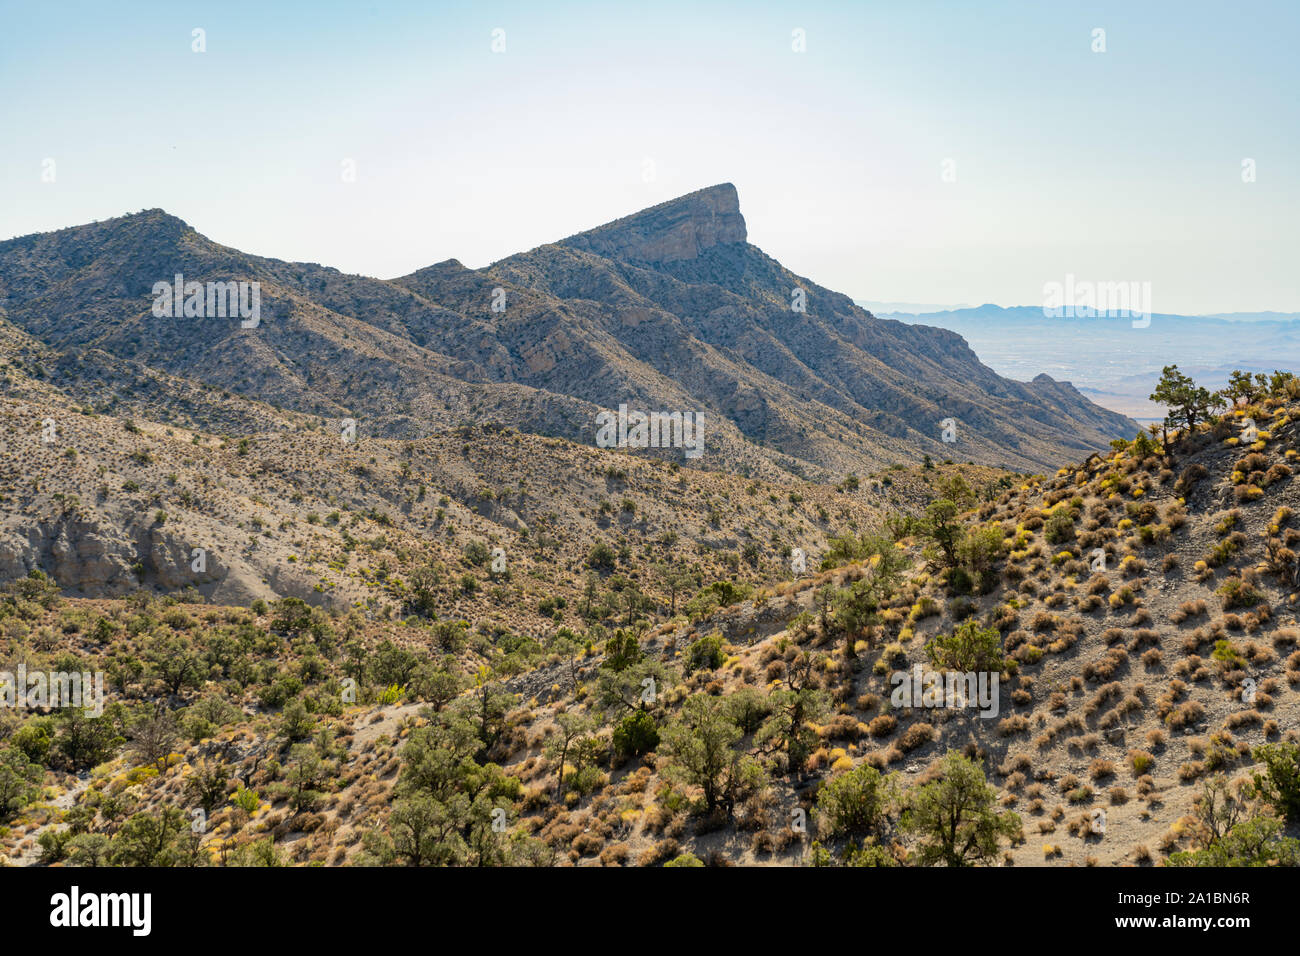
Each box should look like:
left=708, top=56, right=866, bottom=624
left=1273, top=627, right=1299, bottom=649
left=898, top=722, right=935, bottom=752
left=998, top=715, right=1030, bottom=737
left=1083, top=648, right=1128, bottom=683
left=1088, top=759, right=1116, bottom=781
left=1170, top=599, right=1207, bottom=623
left=997, top=752, right=1033, bottom=776
left=637, top=838, right=680, bottom=867
left=867, top=714, right=897, bottom=738
left=1166, top=700, right=1206, bottom=730
left=1128, top=749, right=1155, bottom=774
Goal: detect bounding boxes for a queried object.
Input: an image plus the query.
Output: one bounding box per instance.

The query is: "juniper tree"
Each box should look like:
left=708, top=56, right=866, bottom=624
left=548, top=626, right=586, bottom=692
left=757, top=652, right=829, bottom=779
left=405, top=562, right=441, bottom=616
left=546, top=710, right=597, bottom=799
left=925, top=618, right=1005, bottom=673
left=184, top=758, right=232, bottom=816
left=920, top=499, right=964, bottom=570
left=1151, top=365, right=1225, bottom=439
left=899, top=751, right=1020, bottom=866
left=662, top=694, right=764, bottom=816
left=109, top=807, right=189, bottom=867
left=815, top=762, right=896, bottom=840
left=833, top=546, right=908, bottom=659
left=654, top=562, right=695, bottom=617
left=1223, top=369, right=1267, bottom=407
left=1251, top=742, right=1300, bottom=823
left=0, top=748, right=41, bottom=819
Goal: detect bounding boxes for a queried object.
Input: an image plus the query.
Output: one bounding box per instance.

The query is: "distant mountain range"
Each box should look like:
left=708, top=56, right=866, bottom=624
left=866, top=303, right=1299, bottom=324
left=873, top=304, right=1300, bottom=420
left=0, top=185, right=1136, bottom=478
left=856, top=300, right=975, bottom=315
left=1202, top=311, right=1300, bottom=322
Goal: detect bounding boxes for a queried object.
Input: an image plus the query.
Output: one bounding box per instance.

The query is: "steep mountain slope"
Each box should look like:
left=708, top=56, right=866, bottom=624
left=0, top=186, right=1136, bottom=481
left=2, top=377, right=1296, bottom=869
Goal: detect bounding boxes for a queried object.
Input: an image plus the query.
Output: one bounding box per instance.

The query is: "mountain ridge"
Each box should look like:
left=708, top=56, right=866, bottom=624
left=0, top=188, right=1138, bottom=479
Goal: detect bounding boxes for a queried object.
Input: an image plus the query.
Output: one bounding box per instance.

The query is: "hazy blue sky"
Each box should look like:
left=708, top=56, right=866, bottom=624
left=2, top=0, right=1296, bottom=314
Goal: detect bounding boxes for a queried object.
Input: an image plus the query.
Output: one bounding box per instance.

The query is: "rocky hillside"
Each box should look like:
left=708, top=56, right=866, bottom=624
left=1, top=376, right=1296, bottom=869
left=1, top=359, right=1010, bottom=610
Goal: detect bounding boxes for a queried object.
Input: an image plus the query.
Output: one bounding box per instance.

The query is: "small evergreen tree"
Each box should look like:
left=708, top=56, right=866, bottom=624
left=1151, top=365, right=1225, bottom=438
left=899, top=751, right=1020, bottom=866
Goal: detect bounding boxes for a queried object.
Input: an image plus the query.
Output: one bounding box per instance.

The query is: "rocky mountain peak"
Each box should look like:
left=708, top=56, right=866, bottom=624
left=559, top=182, right=746, bottom=264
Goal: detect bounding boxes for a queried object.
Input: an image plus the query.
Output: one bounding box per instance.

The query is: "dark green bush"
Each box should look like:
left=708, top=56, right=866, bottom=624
left=613, top=709, right=660, bottom=758
left=685, top=634, right=726, bottom=674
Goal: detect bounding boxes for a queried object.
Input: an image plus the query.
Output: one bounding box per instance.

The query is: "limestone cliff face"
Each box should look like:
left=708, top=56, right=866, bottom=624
left=0, top=518, right=137, bottom=595
left=0, top=514, right=270, bottom=601
left=559, top=183, right=747, bottom=264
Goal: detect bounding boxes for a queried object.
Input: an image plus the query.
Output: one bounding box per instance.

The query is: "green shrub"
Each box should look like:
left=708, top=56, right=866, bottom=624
left=685, top=634, right=726, bottom=674
left=664, top=851, right=704, bottom=867
left=816, top=763, right=890, bottom=839
left=0, top=747, right=43, bottom=818
left=37, top=828, right=73, bottom=863
left=1251, top=742, right=1300, bottom=823
left=1218, top=577, right=1262, bottom=609
left=613, top=709, right=660, bottom=758
left=586, top=542, right=617, bottom=572
left=1044, top=509, right=1075, bottom=545
left=1168, top=816, right=1300, bottom=866
left=925, top=619, right=1004, bottom=673
left=603, top=630, right=642, bottom=672
left=1211, top=640, right=1247, bottom=670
